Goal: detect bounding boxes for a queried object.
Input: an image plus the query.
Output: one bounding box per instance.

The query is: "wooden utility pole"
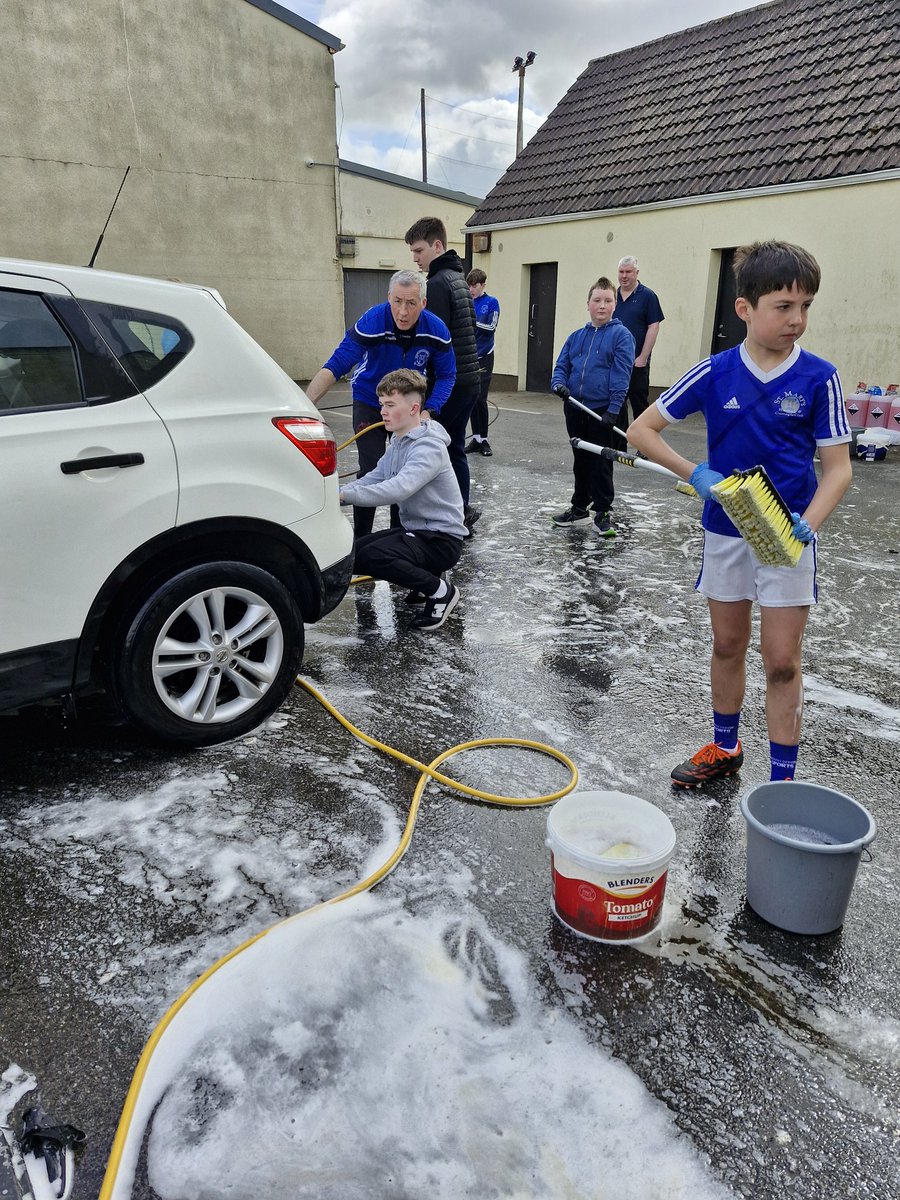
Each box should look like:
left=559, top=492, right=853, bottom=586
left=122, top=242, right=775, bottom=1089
left=421, top=88, right=427, bottom=182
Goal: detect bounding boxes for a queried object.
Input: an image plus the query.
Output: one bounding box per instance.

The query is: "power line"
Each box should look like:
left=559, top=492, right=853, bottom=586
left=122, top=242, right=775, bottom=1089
left=427, top=92, right=542, bottom=132
left=426, top=121, right=516, bottom=150
left=388, top=102, right=421, bottom=176
left=427, top=151, right=503, bottom=172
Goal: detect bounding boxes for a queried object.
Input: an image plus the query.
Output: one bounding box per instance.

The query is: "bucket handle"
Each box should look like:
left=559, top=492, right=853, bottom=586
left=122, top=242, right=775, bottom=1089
left=862, top=844, right=874, bottom=863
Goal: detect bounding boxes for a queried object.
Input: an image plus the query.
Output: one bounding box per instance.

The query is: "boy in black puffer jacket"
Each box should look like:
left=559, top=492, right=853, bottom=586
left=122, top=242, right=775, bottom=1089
left=405, top=216, right=481, bottom=533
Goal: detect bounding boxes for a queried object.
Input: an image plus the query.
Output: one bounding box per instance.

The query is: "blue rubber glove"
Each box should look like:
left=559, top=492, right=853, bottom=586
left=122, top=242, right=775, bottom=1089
left=689, top=461, right=726, bottom=500
left=600, top=408, right=619, bottom=426
left=552, top=383, right=570, bottom=400
left=790, top=512, right=814, bottom=543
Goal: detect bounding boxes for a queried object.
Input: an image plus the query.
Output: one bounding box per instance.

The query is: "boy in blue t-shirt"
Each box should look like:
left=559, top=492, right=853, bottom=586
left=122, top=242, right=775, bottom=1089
left=465, top=268, right=500, bottom=457
left=628, top=241, right=852, bottom=787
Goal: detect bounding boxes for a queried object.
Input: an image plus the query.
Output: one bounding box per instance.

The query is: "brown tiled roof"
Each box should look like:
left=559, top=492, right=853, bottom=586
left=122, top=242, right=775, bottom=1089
left=469, top=0, right=900, bottom=226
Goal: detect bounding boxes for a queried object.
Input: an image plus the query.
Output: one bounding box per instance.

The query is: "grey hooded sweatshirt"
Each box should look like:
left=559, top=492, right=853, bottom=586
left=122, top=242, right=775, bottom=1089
left=341, top=419, right=467, bottom=540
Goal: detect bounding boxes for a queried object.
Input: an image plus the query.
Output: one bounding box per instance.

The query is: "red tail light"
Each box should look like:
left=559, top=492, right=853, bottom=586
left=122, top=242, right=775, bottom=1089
left=273, top=417, right=337, bottom=477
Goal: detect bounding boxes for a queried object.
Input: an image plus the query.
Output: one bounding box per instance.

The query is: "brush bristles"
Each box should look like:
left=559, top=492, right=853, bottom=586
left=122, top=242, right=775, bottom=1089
left=711, top=467, right=804, bottom=567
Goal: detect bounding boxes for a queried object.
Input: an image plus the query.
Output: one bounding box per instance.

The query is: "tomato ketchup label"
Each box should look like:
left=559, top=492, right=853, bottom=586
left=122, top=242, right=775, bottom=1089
left=551, top=855, right=668, bottom=941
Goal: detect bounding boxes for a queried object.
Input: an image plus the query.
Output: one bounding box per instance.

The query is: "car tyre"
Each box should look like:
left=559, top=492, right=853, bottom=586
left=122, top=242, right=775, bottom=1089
left=113, top=561, right=304, bottom=746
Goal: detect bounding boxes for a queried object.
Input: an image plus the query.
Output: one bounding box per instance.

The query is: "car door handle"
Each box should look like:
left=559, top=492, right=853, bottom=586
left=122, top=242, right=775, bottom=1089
left=60, top=452, right=145, bottom=474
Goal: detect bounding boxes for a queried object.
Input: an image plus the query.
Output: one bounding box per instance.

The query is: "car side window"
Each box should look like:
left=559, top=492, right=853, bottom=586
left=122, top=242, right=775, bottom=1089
left=0, top=291, right=82, bottom=411
left=78, top=301, right=193, bottom=390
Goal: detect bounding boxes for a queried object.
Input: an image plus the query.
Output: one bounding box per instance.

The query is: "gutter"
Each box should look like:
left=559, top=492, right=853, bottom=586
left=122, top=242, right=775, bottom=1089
left=467, top=167, right=900, bottom=232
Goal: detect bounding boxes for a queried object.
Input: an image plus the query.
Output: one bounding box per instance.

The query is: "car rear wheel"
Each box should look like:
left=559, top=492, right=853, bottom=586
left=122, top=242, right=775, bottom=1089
left=113, top=562, right=304, bottom=746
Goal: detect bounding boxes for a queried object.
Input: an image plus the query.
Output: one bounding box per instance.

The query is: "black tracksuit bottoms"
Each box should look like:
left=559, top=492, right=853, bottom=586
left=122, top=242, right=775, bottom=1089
left=355, top=527, right=463, bottom=596
left=564, top=403, right=616, bottom=513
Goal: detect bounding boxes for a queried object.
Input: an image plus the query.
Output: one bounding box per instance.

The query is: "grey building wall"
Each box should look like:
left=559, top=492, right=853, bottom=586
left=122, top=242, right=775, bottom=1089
left=1, top=0, right=344, bottom=378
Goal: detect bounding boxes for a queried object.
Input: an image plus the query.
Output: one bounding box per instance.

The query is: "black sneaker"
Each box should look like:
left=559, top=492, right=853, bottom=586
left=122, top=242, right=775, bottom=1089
left=414, top=584, right=460, bottom=631
left=463, top=505, right=481, bottom=532
left=593, top=511, right=616, bottom=538
left=465, top=438, right=480, bottom=454
left=404, top=590, right=427, bottom=606
left=478, top=440, right=493, bottom=457
left=671, top=741, right=744, bottom=788
left=552, top=506, right=591, bottom=526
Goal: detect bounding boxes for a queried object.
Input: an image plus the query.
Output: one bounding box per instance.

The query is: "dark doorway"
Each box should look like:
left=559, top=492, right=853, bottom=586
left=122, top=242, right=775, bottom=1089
left=710, top=249, right=745, bottom=355
left=343, top=268, right=394, bottom=330
left=526, top=262, right=558, bottom=392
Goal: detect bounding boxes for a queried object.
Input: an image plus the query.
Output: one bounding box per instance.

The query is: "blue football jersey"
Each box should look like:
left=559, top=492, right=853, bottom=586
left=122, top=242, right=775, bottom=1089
left=658, top=343, right=850, bottom=537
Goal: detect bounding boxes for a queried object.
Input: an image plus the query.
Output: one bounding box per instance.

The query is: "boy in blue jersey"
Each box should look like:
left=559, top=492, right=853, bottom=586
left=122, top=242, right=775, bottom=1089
left=628, top=241, right=852, bottom=787
left=550, top=277, right=635, bottom=538
left=465, top=268, right=500, bottom=457
left=306, top=269, right=456, bottom=535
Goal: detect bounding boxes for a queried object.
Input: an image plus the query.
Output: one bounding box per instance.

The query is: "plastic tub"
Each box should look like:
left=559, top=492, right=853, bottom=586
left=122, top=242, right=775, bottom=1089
left=741, top=781, right=876, bottom=935
left=546, top=790, right=676, bottom=944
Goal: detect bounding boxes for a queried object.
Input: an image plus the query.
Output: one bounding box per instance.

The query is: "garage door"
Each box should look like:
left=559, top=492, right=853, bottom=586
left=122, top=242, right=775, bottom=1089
left=343, top=269, right=395, bottom=330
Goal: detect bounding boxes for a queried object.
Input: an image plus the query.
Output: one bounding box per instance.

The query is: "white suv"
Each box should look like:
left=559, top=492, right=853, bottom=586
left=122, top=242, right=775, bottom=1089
left=0, top=258, right=353, bottom=745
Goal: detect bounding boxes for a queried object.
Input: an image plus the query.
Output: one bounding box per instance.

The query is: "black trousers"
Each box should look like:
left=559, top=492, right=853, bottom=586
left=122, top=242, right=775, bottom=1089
left=469, top=353, right=494, bottom=439
left=355, top=527, right=463, bottom=595
left=434, top=383, right=479, bottom=506
left=563, top=404, right=616, bottom=513
left=623, top=364, right=650, bottom=423
left=350, top=401, right=388, bottom=536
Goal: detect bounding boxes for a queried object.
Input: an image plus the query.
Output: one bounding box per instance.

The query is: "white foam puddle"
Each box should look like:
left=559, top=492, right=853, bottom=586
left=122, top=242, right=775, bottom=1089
left=804, top=674, right=900, bottom=725
left=645, top=878, right=899, bottom=1122
left=140, top=889, right=730, bottom=1200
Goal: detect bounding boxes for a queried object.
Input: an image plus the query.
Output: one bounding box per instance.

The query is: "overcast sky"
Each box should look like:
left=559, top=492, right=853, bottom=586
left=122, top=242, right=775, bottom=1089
left=280, top=0, right=770, bottom=196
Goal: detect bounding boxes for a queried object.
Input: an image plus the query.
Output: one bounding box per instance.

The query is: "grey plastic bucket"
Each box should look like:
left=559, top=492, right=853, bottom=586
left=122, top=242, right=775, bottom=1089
left=741, top=781, right=876, bottom=935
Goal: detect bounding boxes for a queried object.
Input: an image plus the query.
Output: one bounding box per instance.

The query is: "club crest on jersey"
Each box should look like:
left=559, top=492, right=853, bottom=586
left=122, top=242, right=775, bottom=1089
left=773, top=390, right=806, bottom=417
left=414, top=349, right=430, bottom=369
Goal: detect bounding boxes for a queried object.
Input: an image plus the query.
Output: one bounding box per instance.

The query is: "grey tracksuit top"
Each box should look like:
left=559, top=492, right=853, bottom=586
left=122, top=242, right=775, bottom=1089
left=341, top=419, right=467, bottom=540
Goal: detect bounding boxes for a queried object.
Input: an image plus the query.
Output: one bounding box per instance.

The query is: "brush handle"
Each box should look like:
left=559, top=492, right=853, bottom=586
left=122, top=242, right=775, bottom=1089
left=570, top=438, right=700, bottom=498
left=565, top=394, right=629, bottom=441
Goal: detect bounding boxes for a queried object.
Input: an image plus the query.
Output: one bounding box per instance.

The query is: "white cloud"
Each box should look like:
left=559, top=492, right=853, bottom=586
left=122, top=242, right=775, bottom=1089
left=281, top=0, right=770, bottom=194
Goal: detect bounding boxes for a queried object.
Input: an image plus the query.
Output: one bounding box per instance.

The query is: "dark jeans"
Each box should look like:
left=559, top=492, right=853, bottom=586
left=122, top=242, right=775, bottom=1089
left=434, top=383, right=479, bottom=506
left=563, top=403, right=616, bottom=513
left=355, top=527, right=463, bottom=596
left=469, top=353, right=493, bottom=439
left=350, top=401, right=388, bottom=536
left=624, top=363, right=650, bottom=424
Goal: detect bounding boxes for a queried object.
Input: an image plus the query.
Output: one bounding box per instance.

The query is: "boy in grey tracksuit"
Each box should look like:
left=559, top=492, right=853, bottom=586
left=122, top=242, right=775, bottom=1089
left=340, top=369, right=466, bottom=631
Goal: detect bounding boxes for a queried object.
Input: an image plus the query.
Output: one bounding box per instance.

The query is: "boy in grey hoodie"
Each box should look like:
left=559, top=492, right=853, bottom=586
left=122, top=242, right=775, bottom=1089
left=340, top=369, right=466, bottom=631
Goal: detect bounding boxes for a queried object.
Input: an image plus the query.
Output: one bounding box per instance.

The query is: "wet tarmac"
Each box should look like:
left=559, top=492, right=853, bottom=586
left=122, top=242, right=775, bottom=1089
left=1, top=389, right=898, bottom=1199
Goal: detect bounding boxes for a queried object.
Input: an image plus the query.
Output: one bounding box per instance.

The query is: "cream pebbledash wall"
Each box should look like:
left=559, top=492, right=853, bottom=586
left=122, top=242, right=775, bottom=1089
left=472, top=177, right=899, bottom=394
left=339, top=166, right=477, bottom=272
left=1, top=0, right=343, bottom=379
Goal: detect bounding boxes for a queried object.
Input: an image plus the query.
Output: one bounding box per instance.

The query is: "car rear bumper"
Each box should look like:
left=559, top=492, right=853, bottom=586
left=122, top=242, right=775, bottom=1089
left=320, top=550, right=354, bottom=617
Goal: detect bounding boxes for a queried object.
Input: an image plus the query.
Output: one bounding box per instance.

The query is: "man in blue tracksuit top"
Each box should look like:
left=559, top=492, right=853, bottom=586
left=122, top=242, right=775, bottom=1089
left=550, top=276, right=635, bottom=538
left=306, top=269, right=456, bottom=535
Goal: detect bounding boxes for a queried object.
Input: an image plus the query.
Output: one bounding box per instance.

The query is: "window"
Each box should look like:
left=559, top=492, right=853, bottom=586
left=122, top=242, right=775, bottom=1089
left=0, top=291, right=82, bottom=411
left=78, top=301, right=193, bottom=391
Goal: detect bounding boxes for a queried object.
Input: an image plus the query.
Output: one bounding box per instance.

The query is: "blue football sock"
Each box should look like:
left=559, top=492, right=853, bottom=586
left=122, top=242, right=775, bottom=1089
left=713, top=711, right=741, bottom=753
left=769, top=742, right=798, bottom=781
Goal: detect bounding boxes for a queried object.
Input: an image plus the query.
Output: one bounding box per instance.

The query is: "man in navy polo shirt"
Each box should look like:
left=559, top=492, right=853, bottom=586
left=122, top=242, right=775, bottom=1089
left=615, top=255, right=665, bottom=433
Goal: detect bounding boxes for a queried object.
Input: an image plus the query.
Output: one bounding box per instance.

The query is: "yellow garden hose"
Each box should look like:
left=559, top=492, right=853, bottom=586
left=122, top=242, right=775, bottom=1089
left=99, top=679, right=578, bottom=1199
left=336, top=419, right=384, bottom=453
left=336, top=419, right=385, bottom=479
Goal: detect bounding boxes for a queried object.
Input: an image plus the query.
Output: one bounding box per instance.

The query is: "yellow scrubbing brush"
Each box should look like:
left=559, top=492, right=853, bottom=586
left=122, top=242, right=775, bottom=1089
left=710, top=466, right=804, bottom=567
left=572, top=440, right=805, bottom=566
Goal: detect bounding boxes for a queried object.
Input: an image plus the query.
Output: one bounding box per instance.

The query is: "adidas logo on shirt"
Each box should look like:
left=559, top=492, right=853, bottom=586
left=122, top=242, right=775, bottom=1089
left=723, top=397, right=740, bottom=410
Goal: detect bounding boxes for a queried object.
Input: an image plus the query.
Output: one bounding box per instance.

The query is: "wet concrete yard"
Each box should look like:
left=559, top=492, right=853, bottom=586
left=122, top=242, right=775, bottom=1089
left=2, top=390, right=898, bottom=1198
